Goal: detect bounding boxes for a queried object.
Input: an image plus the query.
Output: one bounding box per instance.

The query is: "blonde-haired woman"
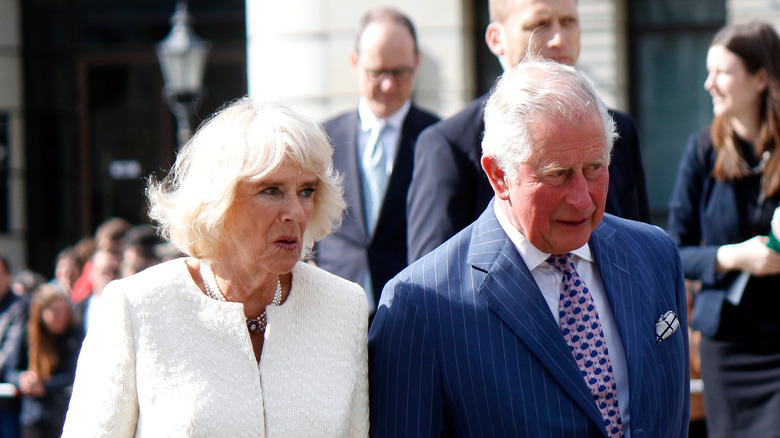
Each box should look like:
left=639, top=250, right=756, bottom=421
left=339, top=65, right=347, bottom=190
left=62, top=97, right=369, bottom=437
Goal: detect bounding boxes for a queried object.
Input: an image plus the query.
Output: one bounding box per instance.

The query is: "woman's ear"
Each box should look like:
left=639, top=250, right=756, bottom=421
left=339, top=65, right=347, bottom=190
left=755, top=67, right=769, bottom=93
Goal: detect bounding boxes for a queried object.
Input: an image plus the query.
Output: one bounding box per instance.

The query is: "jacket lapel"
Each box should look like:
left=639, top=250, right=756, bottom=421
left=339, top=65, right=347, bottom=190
left=375, top=106, right=417, bottom=235
left=468, top=204, right=606, bottom=433
left=333, top=111, right=369, bottom=240
left=589, top=217, right=652, bottom=419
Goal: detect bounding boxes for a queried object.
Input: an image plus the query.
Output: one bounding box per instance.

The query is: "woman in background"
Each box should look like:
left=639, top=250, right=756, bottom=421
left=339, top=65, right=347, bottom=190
left=667, top=21, right=780, bottom=437
left=6, top=284, right=82, bottom=438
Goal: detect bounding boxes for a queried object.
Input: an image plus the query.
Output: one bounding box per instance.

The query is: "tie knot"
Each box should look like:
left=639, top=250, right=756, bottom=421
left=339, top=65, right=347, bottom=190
left=372, top=119, right=387, bottom=133
left=546, top=253, right=575, bottom=273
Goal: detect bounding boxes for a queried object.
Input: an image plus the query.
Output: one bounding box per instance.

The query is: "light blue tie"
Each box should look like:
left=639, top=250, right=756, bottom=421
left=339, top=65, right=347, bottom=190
left=362, top=119, right=388, bottom=233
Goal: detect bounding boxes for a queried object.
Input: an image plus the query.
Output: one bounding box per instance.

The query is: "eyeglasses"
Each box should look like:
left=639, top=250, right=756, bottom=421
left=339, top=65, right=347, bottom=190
left=364, top=66, right=415, bottom=83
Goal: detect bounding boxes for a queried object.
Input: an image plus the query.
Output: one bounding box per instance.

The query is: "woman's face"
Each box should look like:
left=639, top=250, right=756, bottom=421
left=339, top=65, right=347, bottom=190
left=222, top=159, right=318, bottom=277
left=704, top=45, right=767, bottom=122
left=42, top=297, right=70, bottom=335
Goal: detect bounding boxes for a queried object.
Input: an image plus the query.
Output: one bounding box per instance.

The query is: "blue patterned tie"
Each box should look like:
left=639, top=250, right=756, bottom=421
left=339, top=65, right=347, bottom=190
left=547, top=253, right=624, bottom=438
left=361, top=120, right=388, bottom=233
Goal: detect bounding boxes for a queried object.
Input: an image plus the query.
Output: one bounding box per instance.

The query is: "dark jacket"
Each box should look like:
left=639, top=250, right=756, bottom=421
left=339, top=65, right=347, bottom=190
left=0, top=291, right=28, bottom=411
left=667, top=128, right=780, bottom=340
left=406, top=93, right=651, bottom=262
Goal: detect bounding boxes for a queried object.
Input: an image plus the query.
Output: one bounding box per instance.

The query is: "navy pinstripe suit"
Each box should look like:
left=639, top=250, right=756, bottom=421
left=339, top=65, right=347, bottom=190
left=369, top=203, right=690, bottom=437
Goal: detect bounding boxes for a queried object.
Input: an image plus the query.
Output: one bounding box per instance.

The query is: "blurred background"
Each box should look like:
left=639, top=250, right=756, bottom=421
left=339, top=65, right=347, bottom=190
left=0, top=0, right=778, bottom=276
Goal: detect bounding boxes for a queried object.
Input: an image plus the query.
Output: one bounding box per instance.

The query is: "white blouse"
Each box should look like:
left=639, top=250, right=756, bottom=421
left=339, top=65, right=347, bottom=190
left=62, top=259, right=369, bottom=437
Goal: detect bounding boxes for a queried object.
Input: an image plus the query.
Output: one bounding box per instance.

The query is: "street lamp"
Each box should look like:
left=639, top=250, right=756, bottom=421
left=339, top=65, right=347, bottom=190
left=156, top=1, right=210, bottom=147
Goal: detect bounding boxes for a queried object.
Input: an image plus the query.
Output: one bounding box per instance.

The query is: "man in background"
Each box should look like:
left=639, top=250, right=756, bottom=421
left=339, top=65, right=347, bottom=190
left=406, top=0, right=650, bottom=262
left=75, top=248, right=121, bottom=333
left=315, top=7, right=439, bottom=312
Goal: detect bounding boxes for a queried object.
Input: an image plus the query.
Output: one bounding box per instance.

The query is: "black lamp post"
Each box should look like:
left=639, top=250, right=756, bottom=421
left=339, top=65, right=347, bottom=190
left=156, top=1, right=210, bottom=147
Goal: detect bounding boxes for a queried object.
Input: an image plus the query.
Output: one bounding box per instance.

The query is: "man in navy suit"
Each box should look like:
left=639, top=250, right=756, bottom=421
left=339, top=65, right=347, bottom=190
left=406, top=0, right=650, bottom=262
left=369, top=59, right=689, bottom=437
left=315, top=7, right=439, bottom=312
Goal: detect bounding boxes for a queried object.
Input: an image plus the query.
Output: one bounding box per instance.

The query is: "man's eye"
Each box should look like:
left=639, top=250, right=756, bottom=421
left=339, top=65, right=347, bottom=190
left=541, top=171, right=567, bottom=184
left=584, top=164, right=606, bottom=179
left=525, top=21, right=549, bottom=31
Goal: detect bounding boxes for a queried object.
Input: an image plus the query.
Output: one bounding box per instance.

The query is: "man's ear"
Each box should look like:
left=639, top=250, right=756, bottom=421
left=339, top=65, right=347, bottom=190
left=482, top=155, right=511, bottom=200
left=349, top=50, right=360, bottom=79
left=485, top=22, right=505, bottom=58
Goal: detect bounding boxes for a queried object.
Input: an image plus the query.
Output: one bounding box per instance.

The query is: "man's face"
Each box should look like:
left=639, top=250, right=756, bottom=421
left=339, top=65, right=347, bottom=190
left=490, top=113, right=608, bottom=254
left=90, top=250, right=121, bottom=298
left=488, top=0, right=581, bottom=69
left=350, top=20, right=420, bottom=118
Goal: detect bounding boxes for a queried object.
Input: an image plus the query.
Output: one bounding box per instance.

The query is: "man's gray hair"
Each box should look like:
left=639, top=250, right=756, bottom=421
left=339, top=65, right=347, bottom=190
left=482, top=57, right=617, bottom=179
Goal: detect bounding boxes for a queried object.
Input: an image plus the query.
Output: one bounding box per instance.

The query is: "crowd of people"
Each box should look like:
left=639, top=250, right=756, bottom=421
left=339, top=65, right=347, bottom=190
left=0, top=1, right=777, bottom=436
left=0, top=218, right=174, bottom=437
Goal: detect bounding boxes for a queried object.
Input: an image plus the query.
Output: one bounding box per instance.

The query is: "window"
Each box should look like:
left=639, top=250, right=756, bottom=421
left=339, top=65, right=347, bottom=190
left=628, top=0, right=725, bottom=224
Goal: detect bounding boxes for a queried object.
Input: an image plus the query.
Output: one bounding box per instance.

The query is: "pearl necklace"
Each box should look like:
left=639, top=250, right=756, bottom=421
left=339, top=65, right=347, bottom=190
left=199, top=260, right=283, bottom=335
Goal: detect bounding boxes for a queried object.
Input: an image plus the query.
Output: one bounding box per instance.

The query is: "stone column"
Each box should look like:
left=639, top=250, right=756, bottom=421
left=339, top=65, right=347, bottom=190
left=246, top=0, right=472, bottom=121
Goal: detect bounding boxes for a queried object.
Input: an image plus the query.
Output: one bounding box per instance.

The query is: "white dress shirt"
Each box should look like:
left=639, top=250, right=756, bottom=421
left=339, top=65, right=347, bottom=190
left=494, top=202, right=631, bottom=435
left=356, top=98, right=411, bottom=175
left=355, top=99, right=411, bottom=310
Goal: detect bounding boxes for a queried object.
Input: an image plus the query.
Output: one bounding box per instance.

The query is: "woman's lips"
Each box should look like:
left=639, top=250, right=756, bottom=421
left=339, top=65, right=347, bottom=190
left=274, top=235, right=299, bottom=251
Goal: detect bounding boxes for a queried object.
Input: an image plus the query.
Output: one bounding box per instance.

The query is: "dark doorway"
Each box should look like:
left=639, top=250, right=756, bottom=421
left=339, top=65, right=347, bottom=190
left=22, top=0, right=247, bottom=275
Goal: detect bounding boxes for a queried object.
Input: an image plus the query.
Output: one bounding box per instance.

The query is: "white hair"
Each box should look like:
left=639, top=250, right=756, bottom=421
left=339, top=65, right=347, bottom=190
left=147, top=97, right=345, bottom=260
left=482, top=57, right=617, bottom=179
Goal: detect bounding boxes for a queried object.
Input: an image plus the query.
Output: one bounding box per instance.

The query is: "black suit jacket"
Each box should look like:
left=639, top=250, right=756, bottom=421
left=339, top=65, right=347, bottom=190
left=316, top=104, right=439, bottom=306
left=406, top=93, right=651, bottom=262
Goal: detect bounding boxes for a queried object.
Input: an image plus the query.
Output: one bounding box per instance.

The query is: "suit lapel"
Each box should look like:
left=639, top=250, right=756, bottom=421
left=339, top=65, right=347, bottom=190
left=468, top=204, right=607, bottom=433
left=332, top=111, right=369, bottom=240
left=375, top=106, right=417, bottom=234
left=589, top=218, right=652, bottom=419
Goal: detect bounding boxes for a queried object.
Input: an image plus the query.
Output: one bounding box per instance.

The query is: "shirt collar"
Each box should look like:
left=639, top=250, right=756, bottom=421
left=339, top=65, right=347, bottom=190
left=492, top=201, right=593, bottom=272
left=358, top=98, right=411, bottom=132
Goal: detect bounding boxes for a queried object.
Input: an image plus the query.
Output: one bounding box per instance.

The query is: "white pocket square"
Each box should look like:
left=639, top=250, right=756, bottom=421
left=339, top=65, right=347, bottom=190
left=655, top=310, right=680, bottom=343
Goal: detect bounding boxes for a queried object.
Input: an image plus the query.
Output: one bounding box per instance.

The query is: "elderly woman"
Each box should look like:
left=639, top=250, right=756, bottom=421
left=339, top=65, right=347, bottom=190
left=62, top=98, right=369, bottom=436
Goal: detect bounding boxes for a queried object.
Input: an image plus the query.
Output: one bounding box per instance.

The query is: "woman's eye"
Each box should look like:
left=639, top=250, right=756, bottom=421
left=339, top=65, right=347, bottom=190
left=261, top=187, right=279, bottom=195
left=300, top=188, right=316, bottom=198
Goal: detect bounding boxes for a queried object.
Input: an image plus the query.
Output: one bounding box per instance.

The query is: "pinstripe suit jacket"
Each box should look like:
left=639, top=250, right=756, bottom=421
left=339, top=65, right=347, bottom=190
left=369, top=203, right=690, bottom=437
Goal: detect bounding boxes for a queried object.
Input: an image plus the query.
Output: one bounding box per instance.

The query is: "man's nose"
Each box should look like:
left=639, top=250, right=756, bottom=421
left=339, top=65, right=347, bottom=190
left=379, top=74, right=397, bottom=92
left=566, top=172, right=593, bottom=210
left=546, top=22, right=563, bottom=48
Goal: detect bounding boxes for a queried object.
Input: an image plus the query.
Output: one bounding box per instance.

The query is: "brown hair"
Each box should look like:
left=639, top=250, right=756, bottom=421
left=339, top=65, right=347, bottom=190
left=27, top=284, right=72, bottom=379
left=709, top=22, right=780, bottom=198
